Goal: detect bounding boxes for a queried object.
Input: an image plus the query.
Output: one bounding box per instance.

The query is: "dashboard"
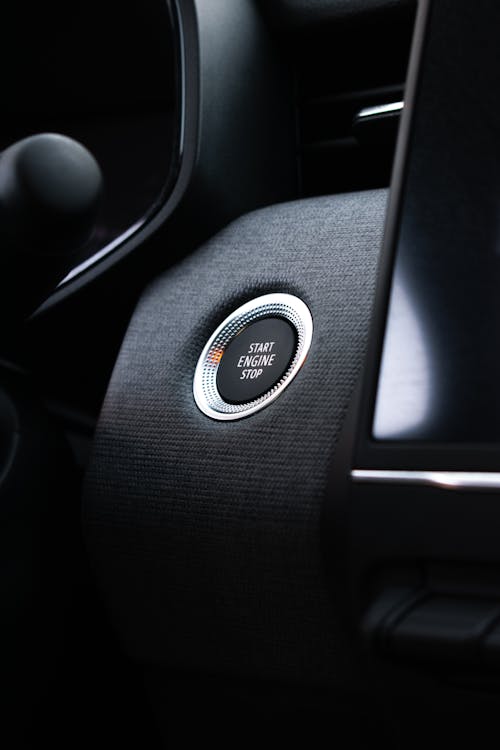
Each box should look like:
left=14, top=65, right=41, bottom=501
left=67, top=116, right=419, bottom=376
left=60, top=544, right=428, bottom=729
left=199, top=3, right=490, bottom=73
left=4, top=1, right=500, bottom=747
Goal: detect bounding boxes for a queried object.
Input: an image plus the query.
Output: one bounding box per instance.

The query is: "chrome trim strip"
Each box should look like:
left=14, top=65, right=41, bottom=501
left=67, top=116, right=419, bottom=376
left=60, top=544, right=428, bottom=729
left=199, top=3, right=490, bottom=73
left=351, top=469, right=500, bottom=491
left=175, top=0, right=186, bottom=159
left=356, top=101, right=404, bottom=120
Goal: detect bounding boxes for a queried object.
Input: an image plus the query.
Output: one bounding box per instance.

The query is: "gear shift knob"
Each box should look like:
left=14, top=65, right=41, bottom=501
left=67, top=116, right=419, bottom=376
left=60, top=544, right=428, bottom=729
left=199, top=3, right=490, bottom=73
left=0, top=133, right=102, bottom=320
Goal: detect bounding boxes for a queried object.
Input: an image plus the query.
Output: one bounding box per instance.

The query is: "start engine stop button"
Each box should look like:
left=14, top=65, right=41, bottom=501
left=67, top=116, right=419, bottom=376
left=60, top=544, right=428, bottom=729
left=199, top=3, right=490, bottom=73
left=193, top=293, right=313, bottom=421
left=216, top=317, right=296, bottom=404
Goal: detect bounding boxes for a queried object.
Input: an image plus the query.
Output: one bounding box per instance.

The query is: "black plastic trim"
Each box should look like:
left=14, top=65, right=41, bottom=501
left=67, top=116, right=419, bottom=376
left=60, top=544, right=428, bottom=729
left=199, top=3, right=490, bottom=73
left=35, top=0, right=296, bottom=316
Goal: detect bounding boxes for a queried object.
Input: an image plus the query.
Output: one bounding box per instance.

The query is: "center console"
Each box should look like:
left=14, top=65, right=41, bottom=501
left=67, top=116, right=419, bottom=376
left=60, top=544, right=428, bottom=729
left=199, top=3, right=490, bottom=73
left=329, top=0, right=500, bottom=673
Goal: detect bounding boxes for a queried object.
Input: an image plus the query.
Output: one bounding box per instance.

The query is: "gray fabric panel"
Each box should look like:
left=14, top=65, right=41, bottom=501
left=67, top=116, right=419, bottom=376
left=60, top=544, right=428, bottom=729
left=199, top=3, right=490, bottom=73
left=84, top=189, right=387, bottom=685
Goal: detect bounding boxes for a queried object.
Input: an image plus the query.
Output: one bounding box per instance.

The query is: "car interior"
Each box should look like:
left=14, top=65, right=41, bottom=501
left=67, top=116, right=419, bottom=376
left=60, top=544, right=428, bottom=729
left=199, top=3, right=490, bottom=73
left=4, top=0, right=500, bottom=746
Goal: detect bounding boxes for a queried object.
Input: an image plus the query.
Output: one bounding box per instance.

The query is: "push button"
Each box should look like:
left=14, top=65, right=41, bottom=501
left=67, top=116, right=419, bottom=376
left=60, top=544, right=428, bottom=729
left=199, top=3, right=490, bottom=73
left=216, top=317, right=296, bottom=404
left=193, top=293, right=313, bottom=421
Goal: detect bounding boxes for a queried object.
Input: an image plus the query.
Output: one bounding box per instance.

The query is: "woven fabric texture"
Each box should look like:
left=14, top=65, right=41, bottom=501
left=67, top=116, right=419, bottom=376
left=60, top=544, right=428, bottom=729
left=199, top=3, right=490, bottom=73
left=84, top=189, right=387, bottom=685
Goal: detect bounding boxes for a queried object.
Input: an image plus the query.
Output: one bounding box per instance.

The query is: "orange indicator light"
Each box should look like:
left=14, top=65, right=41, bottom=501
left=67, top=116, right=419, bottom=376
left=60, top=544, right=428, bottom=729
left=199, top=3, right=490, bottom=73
left=209, top=347, right=224, bottom=365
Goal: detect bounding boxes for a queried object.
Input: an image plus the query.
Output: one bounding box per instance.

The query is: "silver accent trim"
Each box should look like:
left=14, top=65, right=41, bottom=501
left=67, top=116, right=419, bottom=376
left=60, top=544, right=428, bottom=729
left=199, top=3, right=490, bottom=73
left=193, top=293, right=313, bottom=421
left=356, top=101, right=404, bottom=121
left=351, top=469, right=500, bottom=491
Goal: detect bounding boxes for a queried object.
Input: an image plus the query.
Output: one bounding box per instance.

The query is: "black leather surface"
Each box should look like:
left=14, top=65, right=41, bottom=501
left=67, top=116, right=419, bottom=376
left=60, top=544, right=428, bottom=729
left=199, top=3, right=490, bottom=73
left=84, top=189, right=386, bottom=685
left=263, top=0, right=413, bottom=27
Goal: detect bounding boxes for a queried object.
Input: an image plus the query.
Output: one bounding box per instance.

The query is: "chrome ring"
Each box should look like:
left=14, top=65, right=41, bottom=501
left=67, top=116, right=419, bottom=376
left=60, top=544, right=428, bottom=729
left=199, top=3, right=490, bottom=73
left=193, top=293, right=313, bottom=421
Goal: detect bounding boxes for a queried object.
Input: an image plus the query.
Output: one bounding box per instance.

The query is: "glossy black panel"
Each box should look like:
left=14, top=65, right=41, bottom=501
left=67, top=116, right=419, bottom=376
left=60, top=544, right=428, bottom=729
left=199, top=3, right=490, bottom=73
left=374, top=0, right=500, bottom=442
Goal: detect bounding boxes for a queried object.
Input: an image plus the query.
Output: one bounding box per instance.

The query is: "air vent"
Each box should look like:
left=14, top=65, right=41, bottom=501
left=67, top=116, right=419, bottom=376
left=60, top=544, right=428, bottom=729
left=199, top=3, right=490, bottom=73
left=299, top=83, right=404, bottom=196
left=287, top=8, right=416, bottom=197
